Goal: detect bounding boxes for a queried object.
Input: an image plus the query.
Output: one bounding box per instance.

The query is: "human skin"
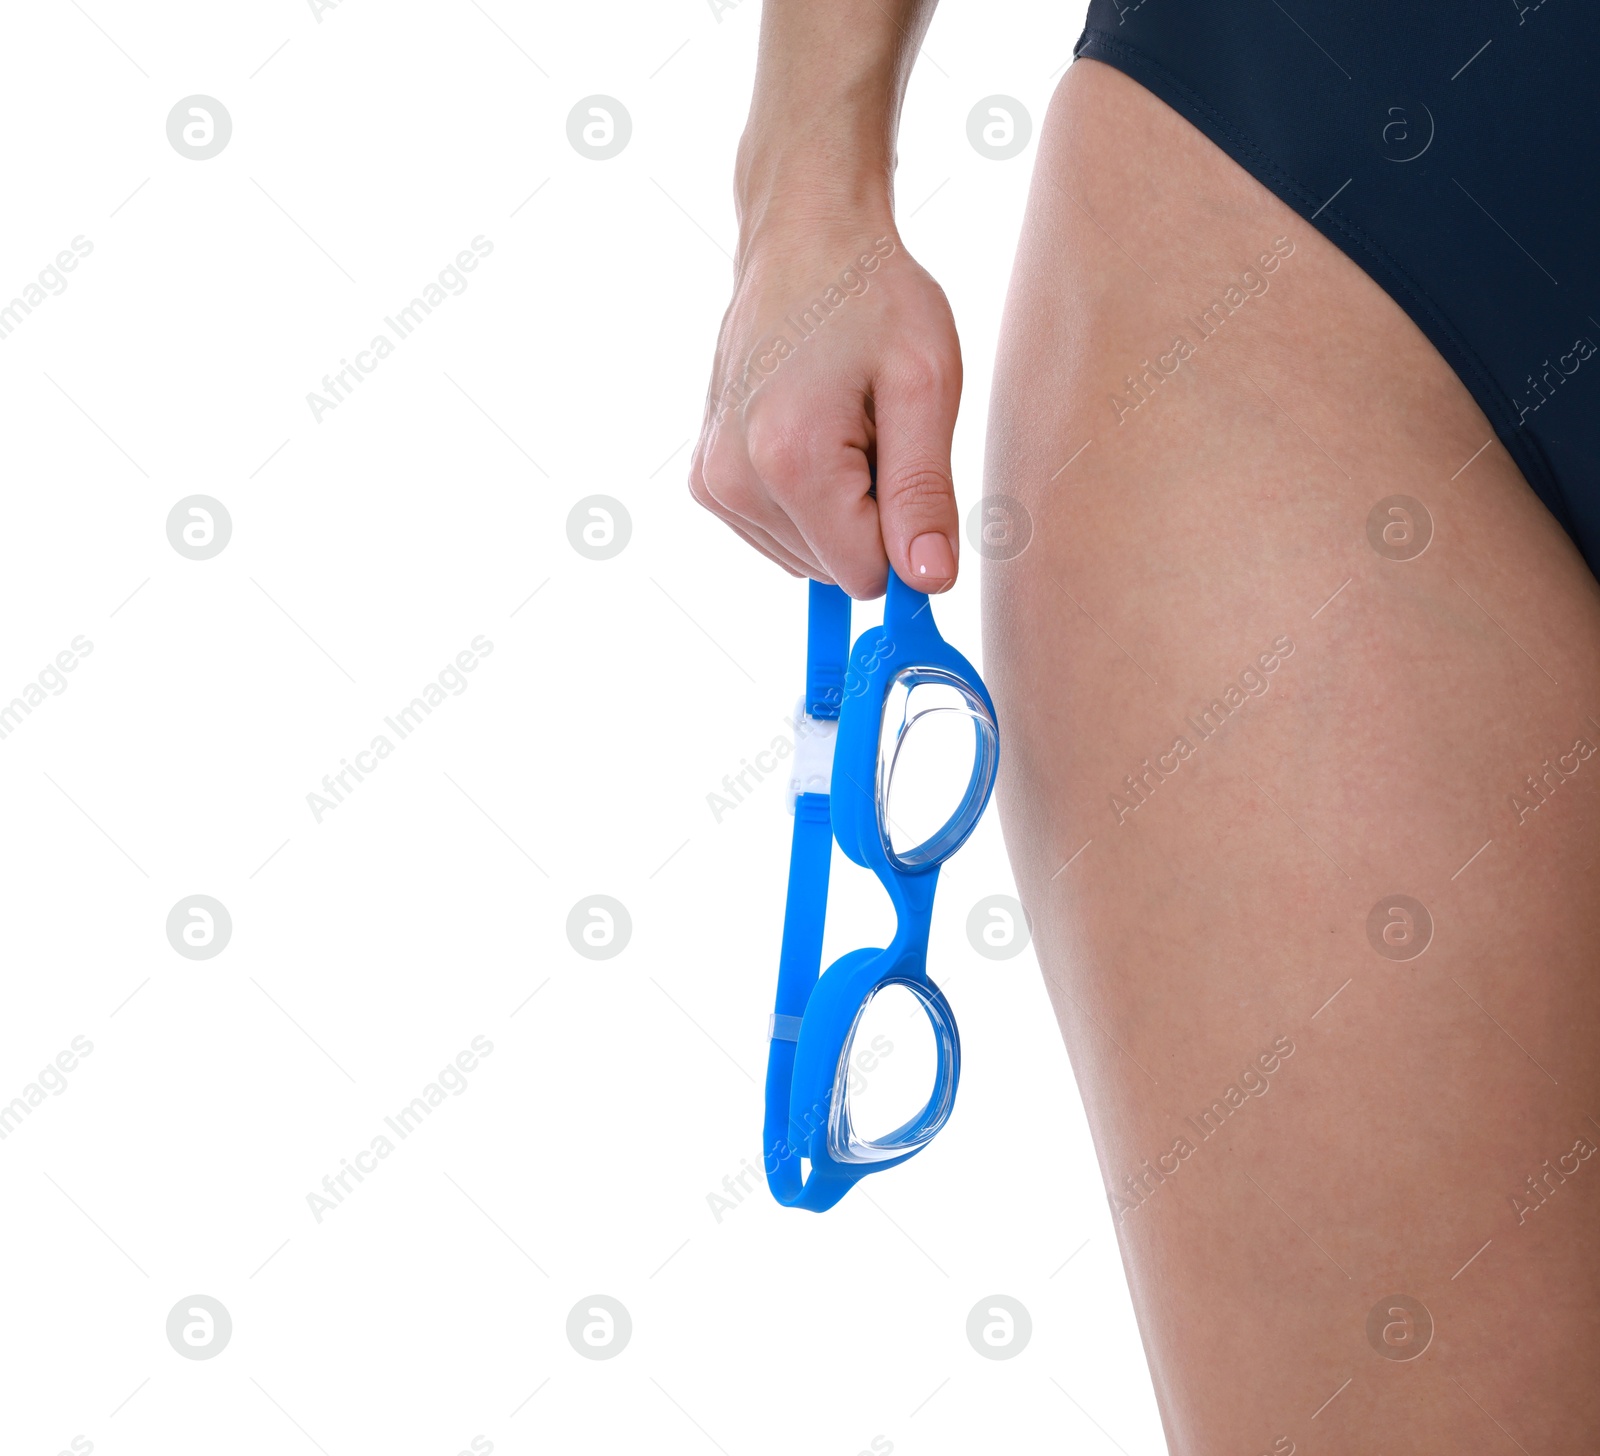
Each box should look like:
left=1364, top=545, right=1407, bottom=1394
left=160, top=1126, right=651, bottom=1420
left=691, top=7, right=1600, bottom=1449
left=985, top=58, right=1600, bottom=1453
left=688, top=0, right=962, bottom=598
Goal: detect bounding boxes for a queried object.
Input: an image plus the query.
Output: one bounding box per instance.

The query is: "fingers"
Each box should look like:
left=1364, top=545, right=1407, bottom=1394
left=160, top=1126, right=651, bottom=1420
left=684, top=246, right=964, bottom=598
left=693, top=354, right=961, bottom=599
left=692, top=429, right=822, bottom=572
left=690, top=436, right=828, bottom=580
left=719, top=516, right=812, bottom=579
left=872, top=347, right=962, bottom=594
left=744, top=404, right=890, bottom=599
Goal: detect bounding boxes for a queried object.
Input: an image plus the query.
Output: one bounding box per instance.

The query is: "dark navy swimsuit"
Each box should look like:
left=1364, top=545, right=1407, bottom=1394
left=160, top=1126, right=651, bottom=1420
left=1074, top=0, right=1600, bottom=577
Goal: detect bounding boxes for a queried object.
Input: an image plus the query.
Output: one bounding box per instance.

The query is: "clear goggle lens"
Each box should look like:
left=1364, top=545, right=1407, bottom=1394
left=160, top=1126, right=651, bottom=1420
left=827, top=978, right=959, bottom=1165
left=875, top=668, right=999, bottom=869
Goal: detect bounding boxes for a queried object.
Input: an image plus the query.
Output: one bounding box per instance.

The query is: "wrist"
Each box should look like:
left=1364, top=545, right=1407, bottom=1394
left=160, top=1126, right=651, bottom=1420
left=735, top=74, right=903, bottom=227
left=735, top=141, right=897, bottom=259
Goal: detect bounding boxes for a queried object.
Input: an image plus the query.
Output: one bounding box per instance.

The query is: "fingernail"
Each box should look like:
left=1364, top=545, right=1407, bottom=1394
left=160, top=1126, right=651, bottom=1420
left=908, top=532, right=956, bottom=588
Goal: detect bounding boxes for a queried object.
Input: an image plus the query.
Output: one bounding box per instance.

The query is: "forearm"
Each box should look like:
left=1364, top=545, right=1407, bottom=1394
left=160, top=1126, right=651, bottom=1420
left=691, top=0, right=961, bottom=599
left=734, top=0, right=940, bottom=247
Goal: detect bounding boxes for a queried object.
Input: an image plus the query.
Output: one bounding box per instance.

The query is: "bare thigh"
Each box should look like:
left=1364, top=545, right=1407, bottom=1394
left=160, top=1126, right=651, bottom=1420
left=984, top=58, right=1600, bottom=1456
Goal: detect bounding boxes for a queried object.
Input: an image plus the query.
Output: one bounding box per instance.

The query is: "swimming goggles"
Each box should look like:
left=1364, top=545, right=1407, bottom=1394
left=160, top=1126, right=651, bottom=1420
left=764, top=570, right=1000, bottom=1211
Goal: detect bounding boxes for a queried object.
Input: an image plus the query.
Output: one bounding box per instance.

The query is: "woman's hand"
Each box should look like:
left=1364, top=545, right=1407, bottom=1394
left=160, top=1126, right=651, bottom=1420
left=686, top=0, right=959, bottom=599
left=689, top=223, right=962, bottom=598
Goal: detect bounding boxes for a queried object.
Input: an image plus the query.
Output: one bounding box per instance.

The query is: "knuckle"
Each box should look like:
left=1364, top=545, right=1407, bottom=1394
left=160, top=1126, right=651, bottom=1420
left=890, top=346, right=960, bottom=401
left=837, top=561, right=889, bottom=601
left=697, top=446, right=753, bottom=514
left=884, top=462, right=955, bottom=515
left=745, top=419, right=812, bottom=502
left=822, top=539, right=889, bottom=601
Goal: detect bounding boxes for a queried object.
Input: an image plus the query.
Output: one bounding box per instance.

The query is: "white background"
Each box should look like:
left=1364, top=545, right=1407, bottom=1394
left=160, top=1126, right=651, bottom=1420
left=0, top=1, right=1167, bottom=1453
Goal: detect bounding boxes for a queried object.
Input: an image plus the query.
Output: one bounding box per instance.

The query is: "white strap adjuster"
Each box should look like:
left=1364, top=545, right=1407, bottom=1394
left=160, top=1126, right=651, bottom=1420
left=785, top=697, right=838, bottom=813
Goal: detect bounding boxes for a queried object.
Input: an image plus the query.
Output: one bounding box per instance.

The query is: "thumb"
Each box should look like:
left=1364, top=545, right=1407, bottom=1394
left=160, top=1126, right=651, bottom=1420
left=873, top=353, right=962, bottom=593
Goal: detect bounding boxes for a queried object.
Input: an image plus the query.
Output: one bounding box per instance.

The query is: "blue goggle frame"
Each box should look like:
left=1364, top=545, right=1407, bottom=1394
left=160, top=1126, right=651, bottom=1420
left=763, top=572, right=1000, bottom=1211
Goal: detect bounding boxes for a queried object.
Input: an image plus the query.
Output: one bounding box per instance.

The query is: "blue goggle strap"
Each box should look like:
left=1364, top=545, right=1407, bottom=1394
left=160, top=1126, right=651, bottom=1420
left=806, top=579, right=851, bottom=718
left=764, top=581, right=853, bottom=1207
left=763, top=790, right=833, bottom=1205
